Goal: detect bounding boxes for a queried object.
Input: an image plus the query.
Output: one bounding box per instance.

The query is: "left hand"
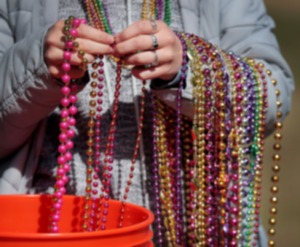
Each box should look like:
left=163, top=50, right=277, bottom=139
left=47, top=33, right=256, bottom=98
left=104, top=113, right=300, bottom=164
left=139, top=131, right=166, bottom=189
left=113, top=19, right=183, bottom=81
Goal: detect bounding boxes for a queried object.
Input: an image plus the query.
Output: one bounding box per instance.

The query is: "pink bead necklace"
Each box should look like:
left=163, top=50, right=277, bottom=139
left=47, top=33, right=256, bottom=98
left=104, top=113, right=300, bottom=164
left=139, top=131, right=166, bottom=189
left=50, top=16, right=86, bottom=233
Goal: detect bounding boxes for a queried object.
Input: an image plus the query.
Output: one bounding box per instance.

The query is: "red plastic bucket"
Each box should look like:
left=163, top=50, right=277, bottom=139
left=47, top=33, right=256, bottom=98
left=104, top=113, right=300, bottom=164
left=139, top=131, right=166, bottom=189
left=0, top=195, right=154, bottom=247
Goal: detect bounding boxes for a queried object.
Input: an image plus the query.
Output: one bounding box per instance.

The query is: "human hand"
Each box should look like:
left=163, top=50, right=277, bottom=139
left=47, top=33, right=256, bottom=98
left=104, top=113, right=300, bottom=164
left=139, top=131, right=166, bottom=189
left=113, top=19, right=183, bottom=81
left=44, top=19, right=114, bottom=79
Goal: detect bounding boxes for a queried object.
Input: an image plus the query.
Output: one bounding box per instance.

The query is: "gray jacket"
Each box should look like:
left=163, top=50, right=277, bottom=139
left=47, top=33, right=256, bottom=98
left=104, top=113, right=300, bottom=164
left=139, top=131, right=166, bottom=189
left=0, top=0, right=294, bottom=195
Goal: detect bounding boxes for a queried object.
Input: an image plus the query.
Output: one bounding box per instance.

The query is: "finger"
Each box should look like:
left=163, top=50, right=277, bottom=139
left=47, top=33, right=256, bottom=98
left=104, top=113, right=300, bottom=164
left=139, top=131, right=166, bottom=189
left=44, top=20, right=66, bottom=49
left=114, top=19, right=165, bottom=43
left=48, top=64, right=87, bottom=79
left=124, top=49, right=174, bottom=67
left=49, top=37, right=114, bottom=55
left=75, top=37, right=114, bottom=55
left=45, top=46, right=96, bottom=66
left=45, top=20, right=114, bottom=50
left=77, top=24, right=114, bottom=44
left=114, top=32, right=171, bottom=56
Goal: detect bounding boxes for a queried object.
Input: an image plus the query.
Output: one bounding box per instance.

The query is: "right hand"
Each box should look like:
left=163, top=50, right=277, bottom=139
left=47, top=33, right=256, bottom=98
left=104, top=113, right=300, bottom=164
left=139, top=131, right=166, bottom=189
left=44, top=19, right=114, bottom=79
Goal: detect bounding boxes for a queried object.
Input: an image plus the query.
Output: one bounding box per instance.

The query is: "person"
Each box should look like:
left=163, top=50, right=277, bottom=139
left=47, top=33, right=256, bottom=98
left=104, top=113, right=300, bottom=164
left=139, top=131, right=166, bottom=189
left=0, top=0, right=294, bottom=246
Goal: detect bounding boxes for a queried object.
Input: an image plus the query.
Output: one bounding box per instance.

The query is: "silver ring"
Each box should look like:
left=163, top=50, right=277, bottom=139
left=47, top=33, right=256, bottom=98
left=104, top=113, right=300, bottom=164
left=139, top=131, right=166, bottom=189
left=150, top=18, right=157, bottom=33
left=144, top=50, right=158, bottom=69
left=151, top=34, right=159, bottom=49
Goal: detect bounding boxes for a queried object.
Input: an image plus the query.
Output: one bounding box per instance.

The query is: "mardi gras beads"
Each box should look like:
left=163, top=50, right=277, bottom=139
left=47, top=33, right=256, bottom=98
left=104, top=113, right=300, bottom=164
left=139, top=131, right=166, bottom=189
left=50, top=16, right=86, bottom=233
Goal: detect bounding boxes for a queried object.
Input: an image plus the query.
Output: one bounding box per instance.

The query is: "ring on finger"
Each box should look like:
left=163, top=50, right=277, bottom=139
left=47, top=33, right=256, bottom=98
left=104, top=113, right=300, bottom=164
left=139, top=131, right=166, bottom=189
left=144, top=50, right=158, bottom=68
left=151, top=34, right=159, bottom=49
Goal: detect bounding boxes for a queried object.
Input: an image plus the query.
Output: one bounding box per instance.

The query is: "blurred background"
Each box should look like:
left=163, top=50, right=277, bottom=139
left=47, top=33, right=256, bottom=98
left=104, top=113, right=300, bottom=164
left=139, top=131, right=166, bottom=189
left=262, top=0, right=300, bottom=246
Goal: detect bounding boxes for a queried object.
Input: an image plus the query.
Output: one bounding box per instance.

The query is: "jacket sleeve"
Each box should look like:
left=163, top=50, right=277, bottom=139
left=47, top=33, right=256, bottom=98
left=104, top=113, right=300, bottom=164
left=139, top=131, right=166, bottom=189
left=0, top=2, right=63, bottom=158
left=219, top=0, right=294, bottom=135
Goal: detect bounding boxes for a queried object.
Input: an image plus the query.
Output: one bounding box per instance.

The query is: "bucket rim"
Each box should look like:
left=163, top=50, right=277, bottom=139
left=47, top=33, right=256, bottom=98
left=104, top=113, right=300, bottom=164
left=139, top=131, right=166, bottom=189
left=0, top=194, right=154, bottom=240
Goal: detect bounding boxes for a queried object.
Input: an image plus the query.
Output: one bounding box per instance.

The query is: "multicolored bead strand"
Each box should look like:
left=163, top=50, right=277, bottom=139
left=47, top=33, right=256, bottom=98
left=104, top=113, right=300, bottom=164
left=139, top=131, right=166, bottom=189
left=92, top=57, right=105, bottom=230
left=82, top=57, right=105, bottom=232
left=97, top=61, right=122, bottom=230
left=82, top=69, right=97, bottom=231
left=118, top=79, right=147, bottom=228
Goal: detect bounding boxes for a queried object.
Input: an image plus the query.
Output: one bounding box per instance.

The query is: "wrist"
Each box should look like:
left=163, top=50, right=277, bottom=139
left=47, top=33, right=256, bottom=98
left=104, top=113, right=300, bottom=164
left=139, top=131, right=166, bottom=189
left=150, top=69, right=184, bottom=90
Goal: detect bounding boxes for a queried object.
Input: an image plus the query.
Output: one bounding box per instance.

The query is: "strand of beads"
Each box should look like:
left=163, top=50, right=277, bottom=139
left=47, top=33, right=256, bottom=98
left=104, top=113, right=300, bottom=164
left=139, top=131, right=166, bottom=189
left=83, top=68, right=96, bottom=231
left=50, top=16, right=83, bottom=233
left=155, top=100, right=177, bottom=244
left=267, top=68, right=282, bottom=247
left=173, top=33, right=188, bottom=246
left=212, top=52, right=229, bottom=246
left=96, top=61, right=122, bottom=231
left=82, top=57, right=105, bottom=232
left=180, top=116, right=195, bottom=246
left=151, top=94, right=165, bottom=246
left=156, top=0, right=164, bottom=20
left=163, top=0, right=171, bottom=25
left=252, top=61, right=267, bottom=246
left=194, top=44, right=230, bottom=246
left=118, top=79, right=147, bottom=227
left=202, top=56, right=218, bottom=246
left=227, top=53, right=246, bottom=246
left=222, top=52, right=247, bottom=246
left=91, top=57, right=105, bottom=230
left=149, top=0, right=157, bottom=19
left=141, top=0, right=149, bottom=19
